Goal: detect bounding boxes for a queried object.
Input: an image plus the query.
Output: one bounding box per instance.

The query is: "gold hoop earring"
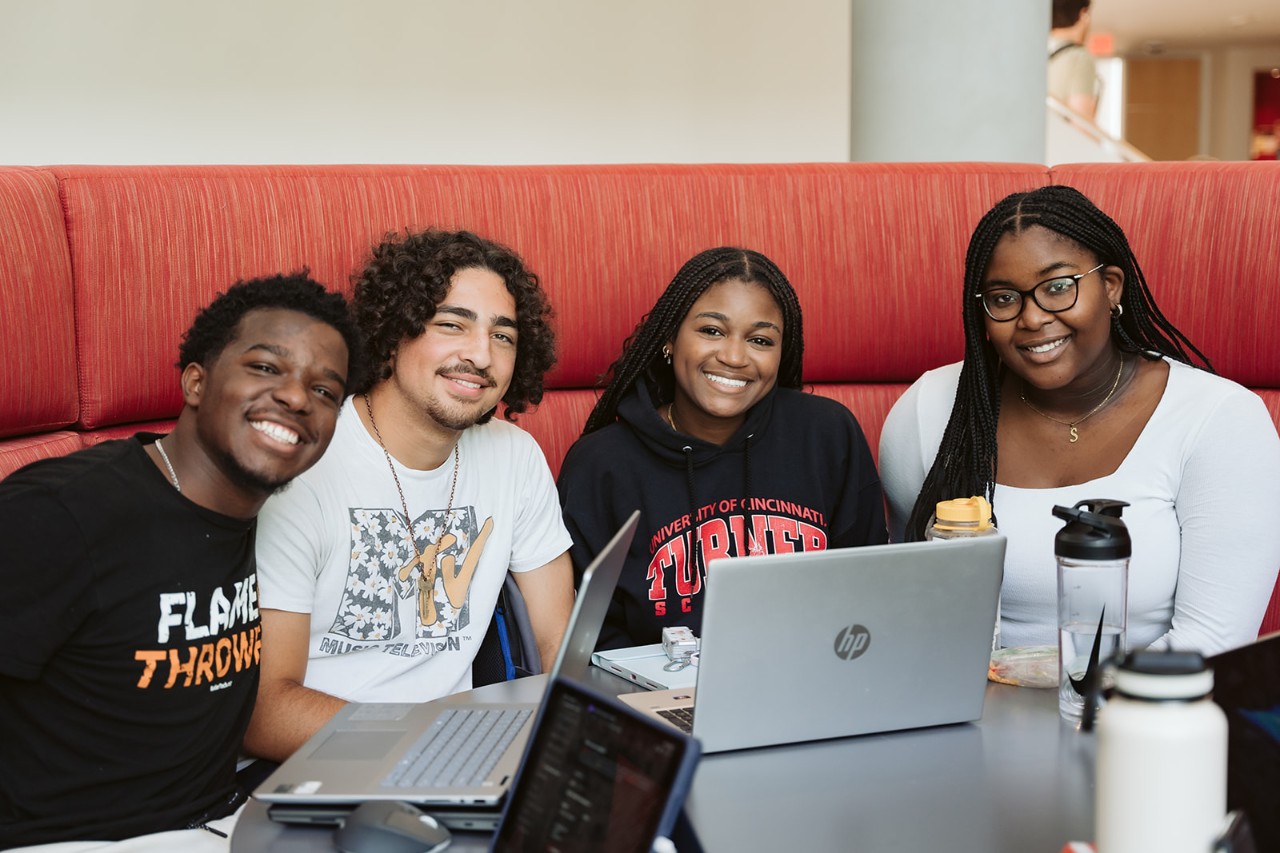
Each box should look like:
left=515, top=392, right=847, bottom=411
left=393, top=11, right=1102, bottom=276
left=1111, top=303, right=1124, bottom=318
left=661, top=345, right=672, bottom=364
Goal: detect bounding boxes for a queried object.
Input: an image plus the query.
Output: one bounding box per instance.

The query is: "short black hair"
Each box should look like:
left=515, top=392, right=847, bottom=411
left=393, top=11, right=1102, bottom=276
left=351, top=228, right=556, bottom=422
left=178, top=271, right=362, bottom=393
left=582, top=246, right=804, bottom=435
left=1052, top=0, right=1090, bottom=29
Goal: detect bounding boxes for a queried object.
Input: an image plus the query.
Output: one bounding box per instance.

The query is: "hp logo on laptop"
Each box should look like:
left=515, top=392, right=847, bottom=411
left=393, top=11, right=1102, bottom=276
left=834, top=624, right=871, bottom=661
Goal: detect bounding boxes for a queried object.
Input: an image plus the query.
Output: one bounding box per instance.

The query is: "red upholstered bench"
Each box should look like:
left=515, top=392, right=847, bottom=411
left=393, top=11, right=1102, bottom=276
left=2, top=161, right=1277, bottom=633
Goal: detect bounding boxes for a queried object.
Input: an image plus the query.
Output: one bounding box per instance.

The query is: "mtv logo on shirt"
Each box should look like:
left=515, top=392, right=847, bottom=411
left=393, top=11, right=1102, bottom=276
left=322, top=505, right=494, bottom=656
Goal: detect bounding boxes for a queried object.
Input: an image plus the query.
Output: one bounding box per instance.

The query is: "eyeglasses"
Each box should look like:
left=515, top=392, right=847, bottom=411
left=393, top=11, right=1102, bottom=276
left=975, top=263, right=1105, bottom=322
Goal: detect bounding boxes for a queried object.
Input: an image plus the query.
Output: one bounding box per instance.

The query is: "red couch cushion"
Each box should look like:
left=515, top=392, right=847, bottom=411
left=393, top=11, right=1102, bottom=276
left=1052, top=162, right=1280, bottom=390
left=52, top=163, right=1050, bottom=431
left=0, top=168, right=77, bottom=438
left=506, top=390, right=601, bottom=481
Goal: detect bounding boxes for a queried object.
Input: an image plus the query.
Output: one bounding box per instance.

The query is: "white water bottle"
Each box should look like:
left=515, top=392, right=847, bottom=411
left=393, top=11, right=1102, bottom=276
left=1095, top=650, right=1227, bottom=853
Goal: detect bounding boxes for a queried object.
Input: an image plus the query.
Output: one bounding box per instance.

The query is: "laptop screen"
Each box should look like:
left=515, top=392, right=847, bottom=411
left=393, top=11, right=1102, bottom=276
left=1210, top=632, right=1280, bottom=851
left=491, top=678, right=698, bottom=853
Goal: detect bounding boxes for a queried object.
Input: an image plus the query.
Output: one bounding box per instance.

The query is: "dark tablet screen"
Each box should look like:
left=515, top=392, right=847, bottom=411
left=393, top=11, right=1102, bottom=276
left=1210, top=633, right=1280, bottom=852
left=491, top=678, right=696, bottom=853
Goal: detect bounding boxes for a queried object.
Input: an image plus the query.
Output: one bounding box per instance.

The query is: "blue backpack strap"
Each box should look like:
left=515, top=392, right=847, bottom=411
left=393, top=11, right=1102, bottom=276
left=493, top=598, right=517, bottom=681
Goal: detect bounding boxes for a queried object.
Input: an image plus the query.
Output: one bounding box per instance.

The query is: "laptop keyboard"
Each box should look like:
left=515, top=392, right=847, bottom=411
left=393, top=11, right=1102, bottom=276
left=382, top=707, right=532, bottom=789
left=657, top=706, right=695, bottom=734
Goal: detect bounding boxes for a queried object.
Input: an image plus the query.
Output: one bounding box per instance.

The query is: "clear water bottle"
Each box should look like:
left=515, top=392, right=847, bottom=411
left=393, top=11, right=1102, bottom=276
left=1095, top=650, right=1227, bottom=853
left=1054, top=499, right=1130, bottom=722
left=927, top=496, right=1001, bottom=650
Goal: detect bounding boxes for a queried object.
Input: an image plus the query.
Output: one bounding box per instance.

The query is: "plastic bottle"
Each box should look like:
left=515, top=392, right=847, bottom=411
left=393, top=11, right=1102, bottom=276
left=925, top=496, right=995, bottom=541
left=927, top=496, right=1001, bottom=649
left=1095, top=650, right=1227, bottom=853
left=1053, top=499, right=1131, bottom=722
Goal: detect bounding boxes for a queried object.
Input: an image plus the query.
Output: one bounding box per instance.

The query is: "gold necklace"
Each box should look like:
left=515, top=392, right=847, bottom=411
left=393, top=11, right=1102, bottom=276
left=666, top=403, right=680, bottom=433
left=363, top=393, right=459, bottom=625
left=1018, top=356, right=1126, bottom=444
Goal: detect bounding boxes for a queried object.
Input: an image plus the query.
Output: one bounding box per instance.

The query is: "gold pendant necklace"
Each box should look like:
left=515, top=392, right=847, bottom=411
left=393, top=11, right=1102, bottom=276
left=1018, top=356, right=1126, bottom=444
left=363, top=393, right=460, bottom=626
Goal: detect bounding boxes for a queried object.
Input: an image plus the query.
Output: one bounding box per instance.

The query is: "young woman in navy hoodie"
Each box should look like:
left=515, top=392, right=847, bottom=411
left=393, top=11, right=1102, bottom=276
left=557, top=247, right=888, bottom=650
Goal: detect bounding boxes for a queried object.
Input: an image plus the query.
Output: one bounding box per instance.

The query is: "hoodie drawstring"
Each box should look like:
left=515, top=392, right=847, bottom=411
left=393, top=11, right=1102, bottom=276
left=680, top=445, right=699, bottom=575
left=682, top=433, right=756, bottom=575
left=742, top=433, right=754, bottom=553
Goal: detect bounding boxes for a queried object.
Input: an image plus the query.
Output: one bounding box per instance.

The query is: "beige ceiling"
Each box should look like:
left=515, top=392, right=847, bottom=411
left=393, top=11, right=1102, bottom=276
left=1093, top=0, right=1280, bottom=53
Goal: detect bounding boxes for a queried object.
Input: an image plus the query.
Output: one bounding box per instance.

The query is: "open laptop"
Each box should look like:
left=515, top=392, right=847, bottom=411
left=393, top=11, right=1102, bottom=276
left=621, top=536, right=1006, bottom=753
left=491, top=676, right=700, bottom=852
left=256, top=510, right=640, bottom=813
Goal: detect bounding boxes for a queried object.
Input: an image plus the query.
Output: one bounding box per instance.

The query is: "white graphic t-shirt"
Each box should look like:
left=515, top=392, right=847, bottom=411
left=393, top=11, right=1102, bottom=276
left=256, top=397, right=571, bottom=703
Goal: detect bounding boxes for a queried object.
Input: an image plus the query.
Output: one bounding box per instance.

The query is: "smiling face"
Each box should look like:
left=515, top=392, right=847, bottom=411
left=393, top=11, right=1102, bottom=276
left=384, top=266, right=518, bottom=434
left=190, top=307, right=349, bottom=501
left=980, top=225, right=1124, bottom=394
left=667, top=278, right=784, bottom=445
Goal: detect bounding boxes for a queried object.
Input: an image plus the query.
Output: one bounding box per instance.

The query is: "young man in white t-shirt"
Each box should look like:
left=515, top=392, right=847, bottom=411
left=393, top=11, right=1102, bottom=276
left=245, top=229, right=574, bottom=762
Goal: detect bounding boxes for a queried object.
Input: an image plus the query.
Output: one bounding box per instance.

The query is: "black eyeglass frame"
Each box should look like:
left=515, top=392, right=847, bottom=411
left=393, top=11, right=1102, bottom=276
left=974, top=262, right=1106, bottom=322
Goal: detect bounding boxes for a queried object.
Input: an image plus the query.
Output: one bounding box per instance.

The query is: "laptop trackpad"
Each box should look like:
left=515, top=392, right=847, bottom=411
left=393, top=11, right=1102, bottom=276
left=311, top=731, right=403, bottom=761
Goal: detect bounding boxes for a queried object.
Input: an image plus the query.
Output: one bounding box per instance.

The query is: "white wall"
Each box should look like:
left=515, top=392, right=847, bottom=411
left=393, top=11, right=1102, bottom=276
left=850, top=0, right=1047, bottom=163
left=0, top=0, right=853, bottom=165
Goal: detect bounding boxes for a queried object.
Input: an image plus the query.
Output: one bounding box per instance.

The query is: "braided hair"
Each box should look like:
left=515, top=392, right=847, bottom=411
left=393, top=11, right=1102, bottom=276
left=903, top=184, right=1213, bottom=541
left=581, top=247, right=804, bottom=435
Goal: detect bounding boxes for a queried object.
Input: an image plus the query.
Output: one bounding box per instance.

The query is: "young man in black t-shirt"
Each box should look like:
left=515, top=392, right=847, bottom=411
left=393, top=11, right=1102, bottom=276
left=0, top=273, right=359, bottom=848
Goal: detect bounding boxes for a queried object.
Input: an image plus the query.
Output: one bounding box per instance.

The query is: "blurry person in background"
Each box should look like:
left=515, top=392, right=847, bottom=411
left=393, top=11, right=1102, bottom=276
left=1049, top=0, right=1100, bottom=122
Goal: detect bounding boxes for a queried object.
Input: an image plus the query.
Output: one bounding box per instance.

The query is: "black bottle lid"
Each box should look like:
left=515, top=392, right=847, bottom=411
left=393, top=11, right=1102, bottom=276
left=1053, top=498, right=1132, bottom=560
left=1113, top=650, right=1214, bottom=701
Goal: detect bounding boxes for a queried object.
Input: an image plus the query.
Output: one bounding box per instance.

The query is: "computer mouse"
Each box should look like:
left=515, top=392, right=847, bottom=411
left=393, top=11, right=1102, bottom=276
left=332, top=800, right=452, bottom=853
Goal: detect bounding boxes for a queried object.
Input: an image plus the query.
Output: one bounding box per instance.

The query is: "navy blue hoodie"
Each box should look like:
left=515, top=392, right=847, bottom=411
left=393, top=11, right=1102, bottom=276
left=557, top=383, right=888, bottom=650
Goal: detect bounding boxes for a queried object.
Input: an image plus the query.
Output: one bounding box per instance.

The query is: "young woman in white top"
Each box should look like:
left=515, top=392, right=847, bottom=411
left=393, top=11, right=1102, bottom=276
left=879, top=185, right=1280, bottom=654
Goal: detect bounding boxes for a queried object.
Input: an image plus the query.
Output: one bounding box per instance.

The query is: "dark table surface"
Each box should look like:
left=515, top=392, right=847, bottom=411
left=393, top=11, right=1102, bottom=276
left=233, top=667, right=1095, bottom=852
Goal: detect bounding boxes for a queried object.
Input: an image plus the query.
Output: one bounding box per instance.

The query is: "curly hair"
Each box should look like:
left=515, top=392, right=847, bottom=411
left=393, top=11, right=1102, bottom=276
left=349, top=229, right=555, bottom=423
left=581, top=246, right=804, bottom=435
left=903, top=185, right=1212, bottom=541
left=178, top=271, right=362, bottom=392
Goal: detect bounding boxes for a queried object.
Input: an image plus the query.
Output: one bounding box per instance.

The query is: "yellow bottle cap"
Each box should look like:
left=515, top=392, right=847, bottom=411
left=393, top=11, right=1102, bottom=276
left=934, top=496, right=993, bottom=529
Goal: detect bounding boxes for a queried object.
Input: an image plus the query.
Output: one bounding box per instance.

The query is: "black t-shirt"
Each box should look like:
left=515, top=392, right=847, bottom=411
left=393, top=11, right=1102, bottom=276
left=0, top=437, right=260, bottom=847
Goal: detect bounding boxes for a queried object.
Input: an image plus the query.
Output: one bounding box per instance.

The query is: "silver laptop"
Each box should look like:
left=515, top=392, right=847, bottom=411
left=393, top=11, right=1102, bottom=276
left=621, top=536, right=1006, bottom=753
left=256, top=510, right=640, bottom=808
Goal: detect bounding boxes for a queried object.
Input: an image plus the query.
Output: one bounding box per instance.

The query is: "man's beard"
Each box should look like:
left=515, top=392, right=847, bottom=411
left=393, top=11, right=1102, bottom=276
left=422, top=395, right=493, bottom=431
left=210, top=446, right=295, bottom=500
left=410, top=364, right=500, bottom=431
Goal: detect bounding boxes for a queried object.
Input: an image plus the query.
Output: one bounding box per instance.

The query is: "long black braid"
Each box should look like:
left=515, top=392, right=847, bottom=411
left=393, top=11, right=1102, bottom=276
left=581, top=246, right=805, bottom=435
left=903, top=185, right=1214, bottom=541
